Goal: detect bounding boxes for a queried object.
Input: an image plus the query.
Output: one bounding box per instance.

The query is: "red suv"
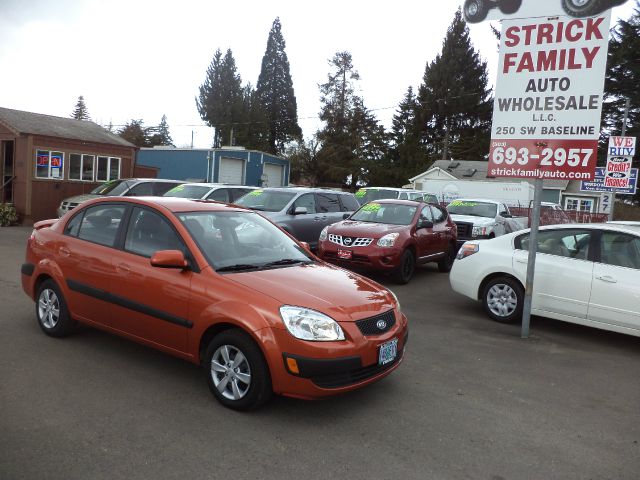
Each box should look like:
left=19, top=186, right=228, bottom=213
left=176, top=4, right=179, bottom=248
left=318, top=200, right=458, bottom=284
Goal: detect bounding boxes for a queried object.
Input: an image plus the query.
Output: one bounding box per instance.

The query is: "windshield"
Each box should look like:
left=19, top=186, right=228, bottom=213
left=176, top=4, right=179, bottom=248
left=354, top=188, right=399, bottom=205
left=90, top=179, right=131, bottom=196
left=235, top=190, right=296, bottom=212
left=351, top=202, right=417, bottom=226
left=177, top=211, right=312, bottom=271
left=164, top=185, right=211, bottom=199
left=447, top=200, right=497, bottom=218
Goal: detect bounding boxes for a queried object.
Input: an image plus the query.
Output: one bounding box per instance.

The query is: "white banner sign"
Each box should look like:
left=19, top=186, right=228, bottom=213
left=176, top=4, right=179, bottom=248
left=608, top=136, right=636, bottom=157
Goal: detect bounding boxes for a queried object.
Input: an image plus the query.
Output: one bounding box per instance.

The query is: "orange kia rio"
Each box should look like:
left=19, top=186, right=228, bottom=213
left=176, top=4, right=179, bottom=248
left=21, top=197, right=408, bottom=410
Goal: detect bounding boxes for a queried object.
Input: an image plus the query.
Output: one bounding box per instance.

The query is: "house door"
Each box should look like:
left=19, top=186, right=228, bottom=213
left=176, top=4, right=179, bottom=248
left=1, top=140, right=14, bottom=203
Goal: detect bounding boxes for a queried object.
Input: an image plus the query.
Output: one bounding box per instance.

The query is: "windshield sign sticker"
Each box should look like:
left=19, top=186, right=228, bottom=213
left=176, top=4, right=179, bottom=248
left=170, top=185, right=185, bottom=192
left=362, top=203, right=382, bottom=212
left=249, top=190, right=263, bottom=196
left=355, top=189, right=366, bottom=198
left=449, top=201, right=478, bottom=207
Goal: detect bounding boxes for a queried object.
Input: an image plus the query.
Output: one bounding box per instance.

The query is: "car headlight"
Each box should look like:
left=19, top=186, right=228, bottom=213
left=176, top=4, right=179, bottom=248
left=319, top=226, right=328, bottom=242
left=388, top=289, right=401, bottom=313
left=280, top=306, right=345, bottom=341
left=472, top=225, right=493, bottom=237
left=377, top=232, right=399, bottom=247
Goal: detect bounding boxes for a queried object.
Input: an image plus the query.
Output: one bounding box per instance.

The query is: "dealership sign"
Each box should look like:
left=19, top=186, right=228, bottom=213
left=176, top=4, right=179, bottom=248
left=580, top=167, right=638, bottom=195
left=487, top=12, right=611, bottom=180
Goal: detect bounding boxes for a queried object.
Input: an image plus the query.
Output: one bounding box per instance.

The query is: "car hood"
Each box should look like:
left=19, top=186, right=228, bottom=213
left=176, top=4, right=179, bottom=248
left=450, top=214, right=495, bottom=226
left=227, top=262, right=395, bottom=321
left=62, top=194, right=101, bottom=204
left=328, top=220, right=407, bottom=238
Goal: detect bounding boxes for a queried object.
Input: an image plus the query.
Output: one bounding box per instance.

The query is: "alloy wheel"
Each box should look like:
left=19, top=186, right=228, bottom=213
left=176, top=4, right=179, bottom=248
left=210, top=345, right=252, bottom=401
left=38, top=288, right=60, bottom=329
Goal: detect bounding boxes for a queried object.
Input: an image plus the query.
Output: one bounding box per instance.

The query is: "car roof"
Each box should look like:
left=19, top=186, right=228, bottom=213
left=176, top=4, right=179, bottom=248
left=450, top=198, right=501, bottom=204
left=176, top=182, right=256, bottom=188
left=120, top=178, right=184, bottom=183
left=364, top=199, right=423, bottom=206
left=516, top=222, right=640, bottom=236
left=255, top=187, right=351, bottom=194
left=83, top=196, right=251, bottom=214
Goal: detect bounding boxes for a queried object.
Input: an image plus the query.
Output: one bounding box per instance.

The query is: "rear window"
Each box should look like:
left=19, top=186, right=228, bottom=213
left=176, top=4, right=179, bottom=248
left=354, top=188, right=399, bottom=205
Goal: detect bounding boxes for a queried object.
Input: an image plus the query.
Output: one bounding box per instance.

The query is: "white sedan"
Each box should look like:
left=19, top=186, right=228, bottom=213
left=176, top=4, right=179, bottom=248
left=450, top=223, right=640, bottom=337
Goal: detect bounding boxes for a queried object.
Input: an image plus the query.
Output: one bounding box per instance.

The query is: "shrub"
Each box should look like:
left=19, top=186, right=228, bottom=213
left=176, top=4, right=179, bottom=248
left=0, top=203, right=18, bottom=226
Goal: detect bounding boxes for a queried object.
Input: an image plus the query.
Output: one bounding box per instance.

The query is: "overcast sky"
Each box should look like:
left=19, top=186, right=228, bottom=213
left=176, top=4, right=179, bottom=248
left=1, top=0, right=636, bottom=148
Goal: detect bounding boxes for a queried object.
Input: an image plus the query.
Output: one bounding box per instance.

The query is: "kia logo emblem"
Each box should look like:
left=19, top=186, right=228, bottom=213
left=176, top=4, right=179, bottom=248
left=376, top=320, right=387, bottom=330
left=343, top=237, right=353, bottom=246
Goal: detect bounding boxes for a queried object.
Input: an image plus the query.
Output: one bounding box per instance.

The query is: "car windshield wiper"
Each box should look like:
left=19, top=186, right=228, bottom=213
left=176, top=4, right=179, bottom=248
left=262, top=259, right=311, bottom=267
left=216, top=264, right=260, bottom=272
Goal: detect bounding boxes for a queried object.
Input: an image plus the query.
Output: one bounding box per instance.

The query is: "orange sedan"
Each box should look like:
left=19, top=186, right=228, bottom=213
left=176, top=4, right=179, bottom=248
left=21, top=197, right=408, bottom=410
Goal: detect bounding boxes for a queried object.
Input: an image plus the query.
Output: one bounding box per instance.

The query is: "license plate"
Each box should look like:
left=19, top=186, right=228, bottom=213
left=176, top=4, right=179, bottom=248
left=337, top=249, right=352, bottom=259
left=378, top=338, right=398, bottom=366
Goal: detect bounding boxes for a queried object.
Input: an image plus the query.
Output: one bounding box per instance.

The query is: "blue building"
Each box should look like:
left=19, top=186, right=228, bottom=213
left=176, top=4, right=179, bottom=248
left=136, top=147, right=290, bottom=187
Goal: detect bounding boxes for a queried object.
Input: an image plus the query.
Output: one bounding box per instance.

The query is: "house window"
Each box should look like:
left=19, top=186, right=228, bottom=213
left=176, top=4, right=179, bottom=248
left=69, top=154, right=95, bottom=181
left=96, top=156, right=121, bottom=181
left=35, top=150, right=64, bottom=179
left=565, top=197, right=593, bottom=213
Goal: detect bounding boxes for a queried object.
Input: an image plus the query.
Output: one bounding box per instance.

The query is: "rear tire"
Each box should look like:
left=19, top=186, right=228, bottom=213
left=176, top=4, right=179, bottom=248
left=464, top=0, right=489, bottom=23
left=204, top=329, right=272, bottom=410
left=481, top=276, right=524, bottom=324
left=499, top=0, right=522, bottom=14
left=36, top=279, right=76, bottom=337
left=438, top=244, right=456, bottom=273
left=561, top=0, right=605, bottom=17
left=393, top=250, right=416, bottom=284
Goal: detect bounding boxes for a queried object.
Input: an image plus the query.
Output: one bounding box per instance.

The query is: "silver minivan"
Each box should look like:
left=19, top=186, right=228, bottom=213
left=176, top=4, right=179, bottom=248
left=235, top=187, right=360, bottom=250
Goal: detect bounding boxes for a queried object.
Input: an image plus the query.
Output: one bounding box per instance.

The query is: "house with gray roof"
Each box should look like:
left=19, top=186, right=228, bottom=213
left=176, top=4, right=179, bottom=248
left=0, top=107, right=137, bottom=222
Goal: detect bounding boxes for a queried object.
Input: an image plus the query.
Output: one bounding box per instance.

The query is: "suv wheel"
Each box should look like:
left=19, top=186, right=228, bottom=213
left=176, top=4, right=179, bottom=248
left=393, top=250, right=416, bottom=285
left=464, top=0, right=490, bottom=23
left=437, top=243, right=456, bottom=273
left=499, top=0, right=522, bottom=14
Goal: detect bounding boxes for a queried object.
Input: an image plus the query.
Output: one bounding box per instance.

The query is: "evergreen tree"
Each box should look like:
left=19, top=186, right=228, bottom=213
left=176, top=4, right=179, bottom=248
left=256, top=18, right=302, bottom=155
left=148, top=115, right=174, bottom=146
left=117, top=119, right=150, bottom=147
left=197, top=48, right=245, bottom=147
left=415, top=9, right=493, bottom=162
left=71, top=95, right=90, bottom=121
left=316, top=52, right=388, bottom=187
left=284, top=138, right=322, bottom=185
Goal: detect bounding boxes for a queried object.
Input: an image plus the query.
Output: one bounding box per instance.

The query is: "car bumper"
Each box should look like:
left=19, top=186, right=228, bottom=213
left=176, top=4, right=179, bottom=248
left=265, top=311, right=409, bottom=399
left=317, top=242, right=402, bottom=272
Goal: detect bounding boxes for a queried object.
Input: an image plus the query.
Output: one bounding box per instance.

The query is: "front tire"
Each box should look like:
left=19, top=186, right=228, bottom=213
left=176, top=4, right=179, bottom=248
left=561, top=0, right=604, bottom=17
left=481, top=276, right=524, bottom=324
left=393, top=250, right=416, bottom=284
left=438, top=243, right=456, bottom=273
left=464, top=0, right=490, bottom=23
left=499, top=0, right=522, bottom=14
left=204, top=329, right=272, bottom=410
left=36, top=279, right=76, bottom=337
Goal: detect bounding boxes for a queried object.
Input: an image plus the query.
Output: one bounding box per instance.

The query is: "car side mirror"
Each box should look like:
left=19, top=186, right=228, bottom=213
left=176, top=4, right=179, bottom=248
left=342, top=213, right=350, bottom=220
left=418, top=219, right=434, bottom=229
left=500, top=212, right=512, bottom=218
left=293, top=207, right=308, bottom=215
left=150, top=250, right=189, bottom=269
left=299, top=241, right=312, bottom=252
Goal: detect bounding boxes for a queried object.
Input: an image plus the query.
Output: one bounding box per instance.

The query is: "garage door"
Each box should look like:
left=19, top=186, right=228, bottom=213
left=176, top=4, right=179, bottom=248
left=219, top=157, right=245, bottom=184
left=264, top=163, right=284, bottom=187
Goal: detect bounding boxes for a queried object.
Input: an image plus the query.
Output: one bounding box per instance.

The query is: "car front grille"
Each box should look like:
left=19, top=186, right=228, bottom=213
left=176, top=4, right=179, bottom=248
left=61, top=201, right=80, bottom=212
left=455, top=222, right=473, bottom=240
left=328, top=234, right=373, bottom=247
left=355, top=310, right=396, bottom=336
left=322, top=252, right=372, bottom=266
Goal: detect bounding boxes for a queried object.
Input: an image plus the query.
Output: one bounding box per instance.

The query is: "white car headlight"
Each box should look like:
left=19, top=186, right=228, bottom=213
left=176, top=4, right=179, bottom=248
left=472, top=225, right=493, bottom=237
left=377, top=232, right=399, bottom=247
left=280, top=306, right=345, bottom=341
left=319, top=226, right=329, bottom=242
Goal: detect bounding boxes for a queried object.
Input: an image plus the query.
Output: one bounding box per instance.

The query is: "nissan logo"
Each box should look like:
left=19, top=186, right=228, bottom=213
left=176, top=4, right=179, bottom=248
left=343, top=237, right=353, bottom=246
left=376, top=319, right=387, bottom=330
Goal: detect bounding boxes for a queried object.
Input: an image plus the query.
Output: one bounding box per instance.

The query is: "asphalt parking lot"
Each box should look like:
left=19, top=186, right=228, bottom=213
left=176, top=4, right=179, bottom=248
left=1, top=226, right=639, bottom=480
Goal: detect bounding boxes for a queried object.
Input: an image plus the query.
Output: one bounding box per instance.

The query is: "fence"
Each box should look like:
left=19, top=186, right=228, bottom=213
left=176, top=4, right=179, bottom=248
left=509, top=207, right=608, bottom=227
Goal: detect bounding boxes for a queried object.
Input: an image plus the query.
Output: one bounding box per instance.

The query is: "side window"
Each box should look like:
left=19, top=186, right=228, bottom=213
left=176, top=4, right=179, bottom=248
left=127, top=182, right=154, bottom=196
left=339, top=194, right=360, bottom=212
left=154, top=182, right=182, bottom=196
left=430, top=205, right=447, bottom=223
left=292, top=193, right=316, bottom=214
left=398, top=192, right=409, bottom=200
left=420, top=206, right=434, bottom=223
left=125, top=207, right=185, bottom=258
left=207, top=189, right=230, bottom=202
left=499, top=204, right=509, bottom=216
left=600, top=232, right=640, bottom=269
left=77, top=205, right=126, bottom=247
left=517, top=229, right=591, bottom=260
left=316, top=193, right=341, bottom=213
left=63, top=212, right=84, bottom=237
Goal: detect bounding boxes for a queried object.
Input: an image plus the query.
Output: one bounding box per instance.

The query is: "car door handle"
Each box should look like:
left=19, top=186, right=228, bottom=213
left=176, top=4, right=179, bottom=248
left=595, top=275, right=617, bottom=284
left=313, top=216, right=323, bottom=221
left=59, top=247, right=71, bottom=257
left=115, top=263, right=131, bottom=274
left=516, top=258, right=528, bottom=264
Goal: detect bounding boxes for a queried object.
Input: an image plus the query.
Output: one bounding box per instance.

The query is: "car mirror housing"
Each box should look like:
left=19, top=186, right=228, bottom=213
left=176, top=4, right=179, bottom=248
left=418, top=220, right=434, bottom=229
left=342, top=213, right=350, bottom=220
left=293, top=207, right=308, bottom=215
left=299, top=241, right=312, bottom=252
left=150, top=250, right=189, bottom=269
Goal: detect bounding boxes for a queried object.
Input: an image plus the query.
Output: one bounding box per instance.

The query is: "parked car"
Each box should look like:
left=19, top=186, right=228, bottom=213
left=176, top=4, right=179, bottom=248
left=56, top=178, right=184, bottom=217
left=235, top=187, right=360, bottom=250
left=163, top=182, right=257, bottom=203
left=355, top=187, right=439, bottom=206
left=450, top=223, right=640, bottom=337
left=318, top=200, right=458, bottom=284
left=21, top=197, right=408, bottom=410
left=446, top=198, right=527, bottom=248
